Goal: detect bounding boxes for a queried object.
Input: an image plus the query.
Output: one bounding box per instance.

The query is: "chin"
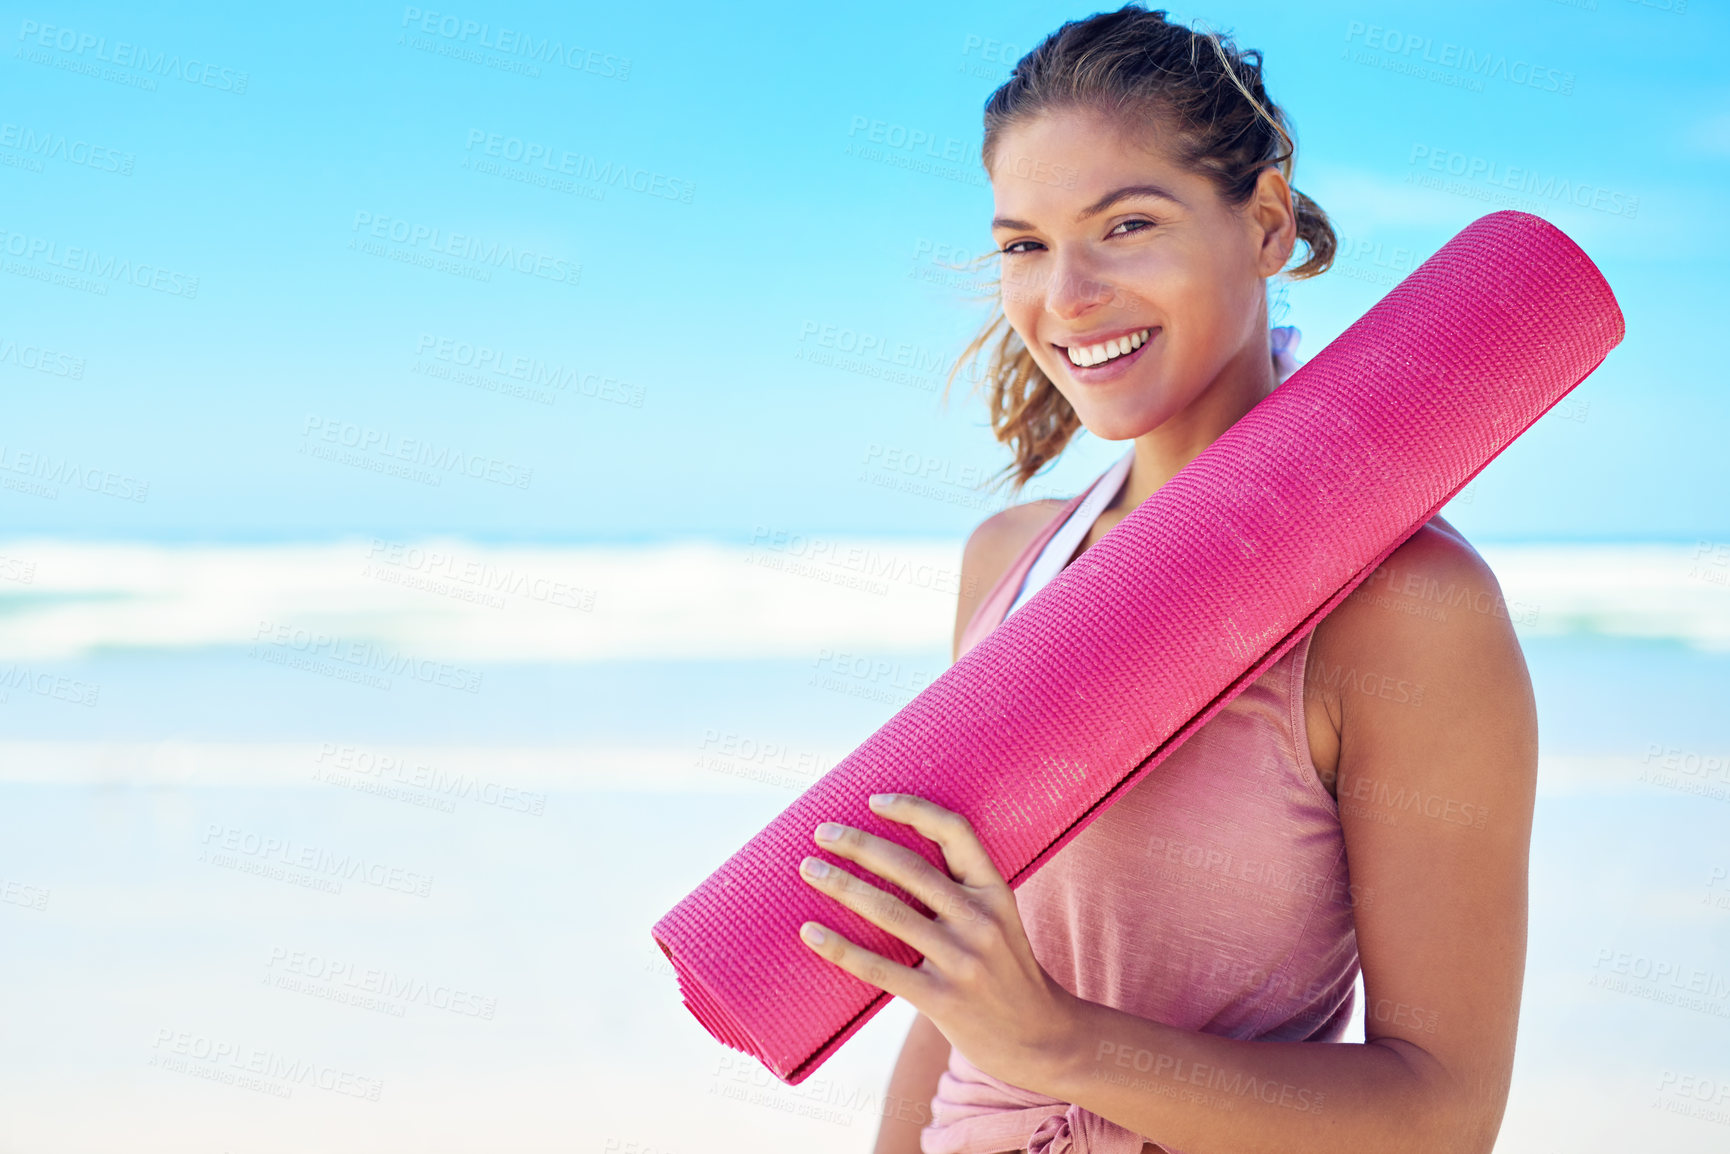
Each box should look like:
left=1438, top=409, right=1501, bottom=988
left=1068, top=393, right=1172, bottom=440
left=1072, top=409, right=1158, bottom=442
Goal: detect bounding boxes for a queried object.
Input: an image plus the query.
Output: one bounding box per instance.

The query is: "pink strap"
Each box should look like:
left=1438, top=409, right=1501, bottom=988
left=956, top=480, right=1098, bottom=660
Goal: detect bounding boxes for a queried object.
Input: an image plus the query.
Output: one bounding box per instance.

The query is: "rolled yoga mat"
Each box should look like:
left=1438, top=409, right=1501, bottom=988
left=651, top=209, right=1624, bottom=1085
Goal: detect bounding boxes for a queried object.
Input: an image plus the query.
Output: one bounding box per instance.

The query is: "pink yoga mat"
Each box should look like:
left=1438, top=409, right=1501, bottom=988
left=652, top=210, right=1624, bottom=1085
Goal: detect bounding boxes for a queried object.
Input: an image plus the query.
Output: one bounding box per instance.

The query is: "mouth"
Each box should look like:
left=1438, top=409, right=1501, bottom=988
left=1053, top=326, right=1158, bottom=379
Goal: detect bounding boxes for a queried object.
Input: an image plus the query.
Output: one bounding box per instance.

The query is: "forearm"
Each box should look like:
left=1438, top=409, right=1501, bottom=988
left=1034, top=997, right=1473, bottom=1154
left=873, top=1011, right=951, bottom=1154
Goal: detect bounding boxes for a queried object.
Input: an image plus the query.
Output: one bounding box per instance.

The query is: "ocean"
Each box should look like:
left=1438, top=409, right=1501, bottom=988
left=1, top=538, right=1726, bottom=1151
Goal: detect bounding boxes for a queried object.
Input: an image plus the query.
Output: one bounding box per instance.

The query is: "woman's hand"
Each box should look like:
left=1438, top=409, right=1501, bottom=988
left=795, top=792, right=1081, bottom=1095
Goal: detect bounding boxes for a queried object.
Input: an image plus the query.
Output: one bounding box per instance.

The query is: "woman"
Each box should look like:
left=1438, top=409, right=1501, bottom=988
left=794, top=8, right=1537, bottom=1153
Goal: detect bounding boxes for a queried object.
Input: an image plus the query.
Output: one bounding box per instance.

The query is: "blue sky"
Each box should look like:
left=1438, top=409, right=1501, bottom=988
left=1, top=0, right=1721, bottom=544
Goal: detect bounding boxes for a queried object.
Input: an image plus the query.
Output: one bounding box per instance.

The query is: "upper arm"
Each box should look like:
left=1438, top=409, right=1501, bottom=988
left=1319, top=522, right=1538, bottom=1150
left=951, top=501, right=1063, bottom=664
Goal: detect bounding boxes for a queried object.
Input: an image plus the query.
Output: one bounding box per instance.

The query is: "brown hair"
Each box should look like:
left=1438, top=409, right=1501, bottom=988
left=942, top=4, right=1337, bottom=495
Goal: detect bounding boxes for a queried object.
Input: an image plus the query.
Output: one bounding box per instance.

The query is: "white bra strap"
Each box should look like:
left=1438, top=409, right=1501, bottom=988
left=1006, top=446, right=1137, bottom=618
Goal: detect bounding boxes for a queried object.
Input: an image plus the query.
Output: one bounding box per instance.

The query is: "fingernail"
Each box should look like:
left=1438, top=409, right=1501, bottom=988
left=800, top=923, right=826, bottom=945
left=868, top=794, right=895, bottom=807
left=801, top=857, right=832, bottom=878
left=815, top=822, right=842, bottom=842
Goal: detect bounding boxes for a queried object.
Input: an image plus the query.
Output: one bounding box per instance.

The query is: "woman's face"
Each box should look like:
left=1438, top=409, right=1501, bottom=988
left=988, top=105, right=1295, bottom=441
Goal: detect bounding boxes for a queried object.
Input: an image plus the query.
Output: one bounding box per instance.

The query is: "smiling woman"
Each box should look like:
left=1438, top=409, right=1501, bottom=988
left=786, top=6, right=1541, bottom=1154
left=949, top=5, right=1336, bottom=498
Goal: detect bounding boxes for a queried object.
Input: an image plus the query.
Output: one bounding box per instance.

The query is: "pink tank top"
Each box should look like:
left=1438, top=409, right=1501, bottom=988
left=923, top=449, right=1361, bottom=1154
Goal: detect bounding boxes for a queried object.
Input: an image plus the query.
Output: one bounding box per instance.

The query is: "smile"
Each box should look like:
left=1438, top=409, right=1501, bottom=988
left=1061, top=327, right=1154, bottom=368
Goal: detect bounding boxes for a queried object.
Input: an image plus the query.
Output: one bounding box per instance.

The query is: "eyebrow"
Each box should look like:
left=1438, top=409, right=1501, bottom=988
left=991, top=183, right=1184, bottom=232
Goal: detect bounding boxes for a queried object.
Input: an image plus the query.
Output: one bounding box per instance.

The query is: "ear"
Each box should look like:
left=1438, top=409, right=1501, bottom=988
left=1247, top=165, right=1298, bottom=279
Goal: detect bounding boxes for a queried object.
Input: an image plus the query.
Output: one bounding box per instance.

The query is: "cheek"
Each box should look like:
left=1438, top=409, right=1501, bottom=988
left=1000, top=290, right=1045, bottom=356
left=1172, top=273, right=1256, bottom=365
left=1158, top=255, right=1227, bottom=318
left=1185, top=240, right=1266, bottom=331
left=1116, top=254, right=1221, bottom=348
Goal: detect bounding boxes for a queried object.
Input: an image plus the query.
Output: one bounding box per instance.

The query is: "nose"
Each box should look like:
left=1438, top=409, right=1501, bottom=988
left=1041, top=249, right=1122, bottom=322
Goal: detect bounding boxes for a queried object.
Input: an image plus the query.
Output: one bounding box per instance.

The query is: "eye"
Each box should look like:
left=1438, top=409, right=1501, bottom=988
left=1110, top=218, right=1156, bottom=237
left=998, top=238, right=1044, bottom=256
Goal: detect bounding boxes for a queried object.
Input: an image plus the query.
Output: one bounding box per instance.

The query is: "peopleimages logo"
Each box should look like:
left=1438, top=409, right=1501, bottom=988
left=264, top=946, right=499, bottom=1019
left=1408, top=144, right=1638, bottom=219
left=0, top=442, right=149, bottom=502
left=149, top=1028, right=383, bottom=1101
left=0, top=122, right=134, bottom=175
left=301, top=415, right=534, bottom=490
left=201, top=823, right=436, bottom=898
left=462, top=130, right=693, bottom=203
left=251, top=618, right=485, bottom=695
left=16, top=19, right=250, bottom=93
left=1343, top=21, right=1575, bottom=95
left=0, top=333, right=85, bottom=378
left=350, top=211, right=580, bottom=286
left=398, top=7, right=630, bottom=79
left=0, top=226, right=199, bottom=297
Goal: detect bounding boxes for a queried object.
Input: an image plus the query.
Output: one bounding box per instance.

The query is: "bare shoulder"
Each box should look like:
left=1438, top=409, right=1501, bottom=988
left=1316, top=512, right=1518, bottom=660
left=1307, top=511, right=1537, bottom=789
left=951, top=497, right=1069, bottom=662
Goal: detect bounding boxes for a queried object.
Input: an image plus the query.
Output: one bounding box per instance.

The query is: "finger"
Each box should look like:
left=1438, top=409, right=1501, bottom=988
left=796, top=919, right=929, bottom=1002
left=812, top=821, right=985, bottom=928
left=867, top=793, right=1007, bottom=891
left=799, top=855, right=959, bottom=964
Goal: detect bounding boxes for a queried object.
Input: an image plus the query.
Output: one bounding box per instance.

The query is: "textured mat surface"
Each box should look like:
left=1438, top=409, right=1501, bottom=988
left=651, top=210, right=1625, bottom=1085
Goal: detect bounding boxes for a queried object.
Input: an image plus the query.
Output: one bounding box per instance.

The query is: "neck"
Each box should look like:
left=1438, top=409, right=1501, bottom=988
left=1113, top=333, right=1278, bottom=513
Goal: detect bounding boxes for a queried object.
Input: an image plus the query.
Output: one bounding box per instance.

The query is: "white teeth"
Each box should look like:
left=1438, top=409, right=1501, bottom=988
left=1066, top=328, right=1152, bottom=368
